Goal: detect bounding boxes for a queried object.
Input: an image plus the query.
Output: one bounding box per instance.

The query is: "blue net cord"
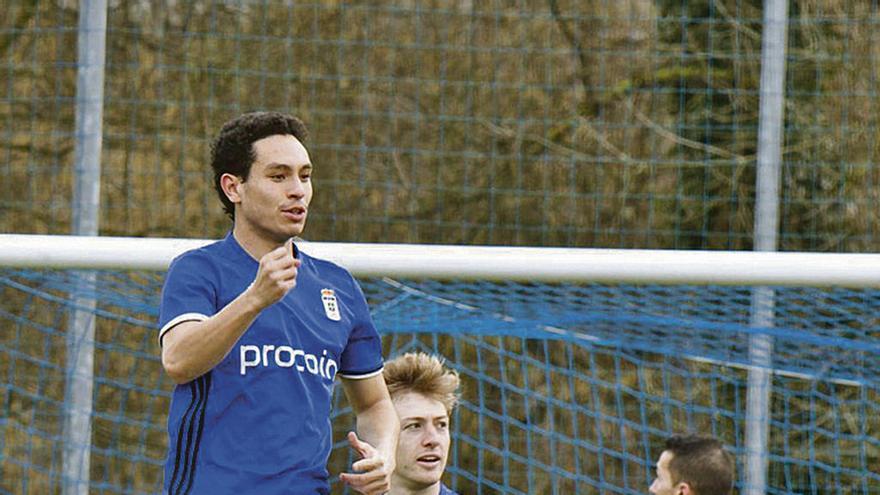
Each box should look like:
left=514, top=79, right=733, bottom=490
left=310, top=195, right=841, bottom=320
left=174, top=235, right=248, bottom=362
left=1, top=269, right=878, bottom=494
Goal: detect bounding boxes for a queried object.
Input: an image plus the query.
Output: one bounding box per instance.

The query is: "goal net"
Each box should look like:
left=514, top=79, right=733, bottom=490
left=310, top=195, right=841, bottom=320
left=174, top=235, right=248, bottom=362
left=1, top=236, right=878, bottom=494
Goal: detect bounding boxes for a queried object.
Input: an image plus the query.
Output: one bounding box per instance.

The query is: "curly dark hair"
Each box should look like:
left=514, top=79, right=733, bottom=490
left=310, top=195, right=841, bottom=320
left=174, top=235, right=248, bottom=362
left=210, top=111, right=309, bottom=220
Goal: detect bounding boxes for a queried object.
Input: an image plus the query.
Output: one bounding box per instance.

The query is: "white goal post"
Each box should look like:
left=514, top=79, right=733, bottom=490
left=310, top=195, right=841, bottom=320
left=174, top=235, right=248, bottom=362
left=2, top=233, right=879, bottom=495
left=2, top=233, right=880, bottom=287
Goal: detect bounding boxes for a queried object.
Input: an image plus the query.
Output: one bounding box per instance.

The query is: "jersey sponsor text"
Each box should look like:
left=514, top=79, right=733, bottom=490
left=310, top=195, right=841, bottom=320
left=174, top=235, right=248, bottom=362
left=239, top=344, right=338, bottom=380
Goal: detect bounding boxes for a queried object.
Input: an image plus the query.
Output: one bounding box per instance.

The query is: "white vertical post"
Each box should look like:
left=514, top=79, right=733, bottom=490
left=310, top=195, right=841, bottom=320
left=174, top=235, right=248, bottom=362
left=747, top=1, right=788, bottom=494
left=64, top=0, right=107, bottom=493
left=746, top=286, right=774, bottom=494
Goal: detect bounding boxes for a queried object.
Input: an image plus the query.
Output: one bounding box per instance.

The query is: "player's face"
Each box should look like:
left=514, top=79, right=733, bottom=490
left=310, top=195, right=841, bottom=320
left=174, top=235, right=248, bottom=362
left=649, top=451, right=682, bottom=495
left=232, top=134, right=313, bottom=244
left=392, top=392, right=451, bottom=492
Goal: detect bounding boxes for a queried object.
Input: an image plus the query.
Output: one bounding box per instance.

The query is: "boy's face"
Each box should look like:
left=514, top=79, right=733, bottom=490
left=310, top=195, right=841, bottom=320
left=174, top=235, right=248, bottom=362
left=228, top=134, right=313, bottom=243
left=392, top=392, right=451, bottom=492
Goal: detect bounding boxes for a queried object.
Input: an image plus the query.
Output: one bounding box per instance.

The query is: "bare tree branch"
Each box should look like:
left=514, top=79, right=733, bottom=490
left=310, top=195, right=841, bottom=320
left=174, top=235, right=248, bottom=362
left=548, top=0, right=591, bottom=92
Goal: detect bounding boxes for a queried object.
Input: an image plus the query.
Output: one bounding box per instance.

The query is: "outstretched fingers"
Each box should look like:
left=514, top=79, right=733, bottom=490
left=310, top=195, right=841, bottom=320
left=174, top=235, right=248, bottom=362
left=339, top=431, right=392, bottom=495
left=347, top=431, right=375, bottom=458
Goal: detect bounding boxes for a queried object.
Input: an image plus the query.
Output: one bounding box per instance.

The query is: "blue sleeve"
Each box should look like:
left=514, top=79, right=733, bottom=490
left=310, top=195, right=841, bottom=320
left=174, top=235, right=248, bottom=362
left=338, top=274, right=384, bottom=378
left=158, top=252, right=218, bottom=345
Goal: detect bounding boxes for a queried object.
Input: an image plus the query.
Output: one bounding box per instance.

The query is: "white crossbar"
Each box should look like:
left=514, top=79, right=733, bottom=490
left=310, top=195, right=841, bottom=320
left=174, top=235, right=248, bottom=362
left=1, top=234, right=879, bottom=287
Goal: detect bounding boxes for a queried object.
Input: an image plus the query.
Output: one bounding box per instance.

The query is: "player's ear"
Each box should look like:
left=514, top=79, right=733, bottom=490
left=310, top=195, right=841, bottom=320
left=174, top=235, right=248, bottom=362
left=676, top=481, right=692, bottom=495
left=220, top=173, right=243, bottom=204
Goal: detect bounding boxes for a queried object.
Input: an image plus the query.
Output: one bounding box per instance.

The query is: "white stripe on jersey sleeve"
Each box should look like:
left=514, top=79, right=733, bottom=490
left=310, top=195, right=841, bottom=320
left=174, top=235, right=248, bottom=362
left=338, top=367, right=384, bottom=380
left=158, top=313, right=209, bottom=347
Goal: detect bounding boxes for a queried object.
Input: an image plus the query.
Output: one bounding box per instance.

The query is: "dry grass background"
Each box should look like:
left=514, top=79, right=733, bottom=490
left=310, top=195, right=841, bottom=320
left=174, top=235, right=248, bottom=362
left=1, top=0, right=879, bottom=493
left=3, top=1, right=880, bottom=250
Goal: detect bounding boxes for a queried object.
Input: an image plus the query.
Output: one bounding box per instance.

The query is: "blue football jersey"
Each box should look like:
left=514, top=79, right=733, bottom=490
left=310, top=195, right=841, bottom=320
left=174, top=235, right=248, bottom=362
left=158, top=233, right=384, bottom=494
left=439, top=483, right=460, bottom=495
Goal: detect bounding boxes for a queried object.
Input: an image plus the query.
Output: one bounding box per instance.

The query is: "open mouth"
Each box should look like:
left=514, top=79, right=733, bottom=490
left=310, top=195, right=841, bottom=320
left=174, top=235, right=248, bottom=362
left=416, top=454, right=442, bottom=466
left=281, top=205, right=307, bottom=221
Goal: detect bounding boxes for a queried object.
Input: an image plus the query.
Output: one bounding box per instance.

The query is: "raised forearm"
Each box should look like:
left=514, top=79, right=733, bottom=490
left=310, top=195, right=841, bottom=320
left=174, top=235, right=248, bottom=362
left=161, top=289, right=263, bottom=384
left=355, top=396, right=400, bottom=460
left=162, top=242, right=300, bottom=384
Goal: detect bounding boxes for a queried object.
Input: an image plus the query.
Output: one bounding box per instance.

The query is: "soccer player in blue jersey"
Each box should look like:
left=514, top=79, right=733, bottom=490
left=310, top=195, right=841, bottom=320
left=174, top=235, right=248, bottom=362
left=158, top=111, right=398, bottom=495
left=383, top=353, right=462, bottom=495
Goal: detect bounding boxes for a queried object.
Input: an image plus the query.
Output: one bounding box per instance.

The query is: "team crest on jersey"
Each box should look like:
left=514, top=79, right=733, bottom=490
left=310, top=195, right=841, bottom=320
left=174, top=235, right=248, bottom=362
left=321, top=289, right=341, bottom=321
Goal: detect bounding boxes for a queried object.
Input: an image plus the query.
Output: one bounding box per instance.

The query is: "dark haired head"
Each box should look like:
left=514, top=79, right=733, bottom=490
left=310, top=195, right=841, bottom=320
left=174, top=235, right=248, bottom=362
left=664, top=434, right=735, bottom=495
left=210, top=111, right=309, bottom=220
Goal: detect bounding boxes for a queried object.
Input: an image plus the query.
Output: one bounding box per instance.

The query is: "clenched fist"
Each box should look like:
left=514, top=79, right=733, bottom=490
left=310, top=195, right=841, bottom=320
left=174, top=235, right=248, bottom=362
left=246, top=239, right=301, bottom=310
